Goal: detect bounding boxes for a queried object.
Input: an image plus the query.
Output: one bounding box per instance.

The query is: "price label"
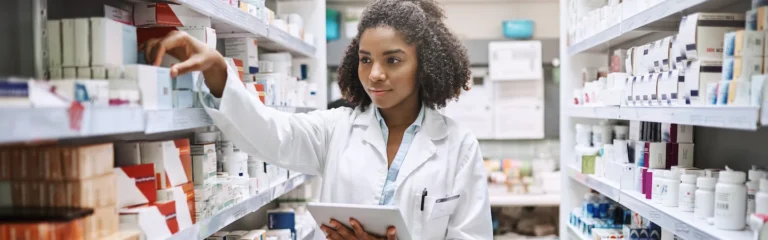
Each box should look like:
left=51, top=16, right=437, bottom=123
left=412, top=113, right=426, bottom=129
left=232, top=205, right=249, bottom=220
left=674, top=222, right=690, bottom=235
left=648, top=210, right=661, bottom=221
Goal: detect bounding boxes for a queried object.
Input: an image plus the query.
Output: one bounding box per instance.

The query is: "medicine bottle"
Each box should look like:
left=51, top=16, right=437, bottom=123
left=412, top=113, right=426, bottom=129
left=662, top=170, right=680, bottom=207
left=679, top=174, right=697, bottom=212
left=746, top=166, right=766, bottom=215
left=714, top=169, right=747, bottom=230
left=695, top=177, right=716, bottom=219
left=756, top=178, right=768, bottom=215
left=653, top=170, right=666, bottom=204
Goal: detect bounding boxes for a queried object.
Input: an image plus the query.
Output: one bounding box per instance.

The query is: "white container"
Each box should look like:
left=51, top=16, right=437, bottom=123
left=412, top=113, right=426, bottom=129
left=224, top=152, right=249, bottom=178
left=714, top=169, right=747, bottom=230
left=679, top=174, right=698, bottom=212
left=613, top=125, right=629, bottom=140
left=756, top=178, right=768, bottom=215
left=576, top=124, right=593, bottom=147
left=746, top=167, right=766, bottom=215
left=592, top=124, right=612, bottom=147
left=662, top=170, right=681, bottom=207
left=653, top=170, right=665, bottom=204
left=695, top=177, right=717, bottom=219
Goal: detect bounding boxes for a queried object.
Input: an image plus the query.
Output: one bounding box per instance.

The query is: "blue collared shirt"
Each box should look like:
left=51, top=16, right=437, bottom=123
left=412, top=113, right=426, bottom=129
left=375, top=105, right=425, bottom=205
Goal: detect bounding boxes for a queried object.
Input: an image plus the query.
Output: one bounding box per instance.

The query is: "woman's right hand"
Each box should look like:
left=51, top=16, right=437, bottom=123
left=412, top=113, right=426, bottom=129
left=141, top=30, right=228, bottom=97
left=321, top=218, right=397, bottom=240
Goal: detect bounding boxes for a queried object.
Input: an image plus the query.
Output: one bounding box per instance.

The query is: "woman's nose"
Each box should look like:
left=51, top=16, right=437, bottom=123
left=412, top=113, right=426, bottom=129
left=369, top=63, right=386, bottom=82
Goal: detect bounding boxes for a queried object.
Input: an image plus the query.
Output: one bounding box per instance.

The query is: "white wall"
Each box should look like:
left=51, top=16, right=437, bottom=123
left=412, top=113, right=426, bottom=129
left=327, top=0, right=559, bottom=39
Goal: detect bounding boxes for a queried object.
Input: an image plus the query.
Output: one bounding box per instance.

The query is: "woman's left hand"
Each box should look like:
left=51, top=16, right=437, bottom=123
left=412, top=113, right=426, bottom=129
left=321, top=218, right=396, bottom=240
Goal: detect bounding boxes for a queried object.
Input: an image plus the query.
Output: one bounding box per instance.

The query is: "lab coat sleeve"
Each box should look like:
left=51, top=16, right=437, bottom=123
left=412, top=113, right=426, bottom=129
left=446, top=136, right=493, bottom=239
left=200, top=65, right=344, bottom=176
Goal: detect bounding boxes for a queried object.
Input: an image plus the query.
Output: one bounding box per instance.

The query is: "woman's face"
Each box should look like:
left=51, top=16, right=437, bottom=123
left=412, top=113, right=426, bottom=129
left=357, top=26, right=419, bottom=110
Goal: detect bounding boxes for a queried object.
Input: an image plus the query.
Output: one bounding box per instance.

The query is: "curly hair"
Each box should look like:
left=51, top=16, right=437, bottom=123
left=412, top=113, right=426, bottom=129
left=337, top=0, right=471, bottom=112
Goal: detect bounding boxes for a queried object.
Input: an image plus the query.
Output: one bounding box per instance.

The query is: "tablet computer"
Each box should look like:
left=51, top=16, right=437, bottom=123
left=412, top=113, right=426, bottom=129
left=307, top=202, right=412, bottom=240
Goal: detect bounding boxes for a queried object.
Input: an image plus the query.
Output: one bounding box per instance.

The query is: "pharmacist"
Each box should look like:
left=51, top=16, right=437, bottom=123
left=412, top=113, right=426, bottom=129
left=143, top=0, right=491, bottom=238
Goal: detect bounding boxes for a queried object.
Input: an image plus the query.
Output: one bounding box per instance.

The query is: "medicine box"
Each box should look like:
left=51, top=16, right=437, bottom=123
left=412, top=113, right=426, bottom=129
left=665, top=143, right=694, bottom=168
left=678, top=13, right=746, bottom=61
left=90, top=17, right=138, bottom=67
left=723, top=30, right=764, bottom=57
left=74, top=18, right=90, bottom=67
left=716, top=80, right=730, bottom=105
left=727, top=80, right=751, bottom=106
left=224, top=37, right=259, bottom=74
left=723, top=57, right=763, bottom=81
left=77, top=67, right=91, bottom=79
left=172, top=90, right=194, bottom=109
left=92, top=67, right=106, bottom=79
left=123, top=65, right=173, bottom=110
left=661, top=123, right=693, bottom=143
left=156, top=184, right=195, bottom=227
left=658, top=71, right=678, bottom=106
left=47, top=20, right=62, bottom=68
left=120, top=200, right=179, bottom=237
left=191, top=143, right=216, bottom=186
left=49, top=68, right=62, bottom=80
left=116, top=163, right=157, bottom=208
left=61, top=19, right=76, bottom=67
left=49, top=79, right=109, bottom=106
left=133, top=3, right=211, bottom=27
left=756, top=7, right=768, bottom=31
left=623, top=77, right=635, bottom=106
left=137, top=26, right=217, bottom=67
left=684, top=60, right=723, bottom=105
left=649, top=73, right=662, bottom=106
left=139, top=140, right=191, bottom=190
left=85, top=206, right=120, bottom=239
left=645, top=142, right=667, bottom=169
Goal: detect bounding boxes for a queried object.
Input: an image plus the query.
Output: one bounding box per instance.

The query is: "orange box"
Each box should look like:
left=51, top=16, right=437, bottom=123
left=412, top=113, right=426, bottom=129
left=41, top=147, right=64, bottom=181
left=84, top=206, right=118, bottom=240
left=116, top=163, right=157, bottom=208
left=0, top=148, right=10, bottom=180
left=140, top=141, right=191, bottom=190
left=59, top=172, right=116, bottom=208
left=174, top=139, right=193, bottom=183
left=61, top=143, right=115, bottom=180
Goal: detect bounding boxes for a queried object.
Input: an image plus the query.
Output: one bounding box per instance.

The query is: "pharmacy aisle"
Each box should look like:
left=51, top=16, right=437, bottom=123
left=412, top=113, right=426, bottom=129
left=0, top=0, right=325, bottom=239
left=561, top=0, right=768, bottom=239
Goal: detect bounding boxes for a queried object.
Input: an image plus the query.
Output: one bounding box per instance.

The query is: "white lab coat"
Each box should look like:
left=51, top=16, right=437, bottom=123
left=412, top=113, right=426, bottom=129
left=200, top=67, right=493, bottom=239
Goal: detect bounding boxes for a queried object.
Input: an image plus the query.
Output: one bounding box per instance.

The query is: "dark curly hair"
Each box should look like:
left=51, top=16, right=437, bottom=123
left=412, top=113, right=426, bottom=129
left=337, top=0, right=471, bottom=112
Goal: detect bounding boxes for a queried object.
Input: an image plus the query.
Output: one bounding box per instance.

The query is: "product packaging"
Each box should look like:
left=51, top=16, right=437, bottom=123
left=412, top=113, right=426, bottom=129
left=224, top=37, right=259, bottom=74
left=660, top=123, right=693, bottom=143
left=119, top=200, right=178, bottom=238
left=753, top=75, right=768, bottom=107
left=137, top=27, right=217, bottom=67
left=665, top=143, right=694, bottom=168
left=114, top=142, right=142, bottom=166
left=155, top=183, right=194, bottom=227
left=7, top=172, right=117, bottom=208
left=727, top=80, right=751, bottom=106
left=723, top=30, right=764, bottom=58
left=84, top=206, right=120, bottom=239
left=755, top=7, right=768, bottom=31
left=61, top=19, right=76, bottom=67
left=723, top=57, right=764, bottom=81
left=684, top=60, right=723, bottom=105
left=92, top=67, right=107, bottom=79
left=756, top=178, right=768, bottom=215
left=76, top=67, right=91, bottom=79
left=695, top=176, right=717, bottom=219
left=133, top=3, right=211, bottom=27
left=746, top=167, right=766, bottom=215
left=49, top=79, right=109, bottom=106
left=678, top=13, right=746, bottom=61
left=172, top=90, right=194, bottom=108
left=60, top=144, right=115, bottom=180
left=116, top=163, right=157, bottom=208
left=139, top=140, right=191, bottom=190
left=714, top=169, right=747, bottom=230
left=267, top=208, right=296, bottom=237
left=49, top=68, right=63, bottom=80
left=0, top=207, right=91, bottom=240
left=47, top=20, right=62, bottom=68
left=74, top=18, right=90, bottom=67
left=191, top=140, right=217, bottom=186
left=679, top=173, right=698, bottom=212
left=90, top=17, right=138, bottom=67
left=123, top=64, right=173, bottom=110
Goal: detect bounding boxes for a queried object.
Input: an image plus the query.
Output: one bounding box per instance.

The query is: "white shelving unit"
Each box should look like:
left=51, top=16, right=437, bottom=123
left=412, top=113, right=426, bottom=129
left=169, top=174, right=312, bottom=240
left=560, top=0, right=760, bottom=239
left=567, top=106, right=760, bottom=130
left=489, top=194, right=561, bottom=207
left=0, top=106, right=316, bottom=143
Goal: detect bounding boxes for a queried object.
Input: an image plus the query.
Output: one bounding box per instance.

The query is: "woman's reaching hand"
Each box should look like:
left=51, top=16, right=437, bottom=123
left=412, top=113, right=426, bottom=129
left=321, top=218, right=397, bottom=240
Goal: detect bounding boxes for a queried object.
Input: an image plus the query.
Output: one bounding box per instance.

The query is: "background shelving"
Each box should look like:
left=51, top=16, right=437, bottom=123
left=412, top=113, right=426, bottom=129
left=567, top=106, right=760, bottom=130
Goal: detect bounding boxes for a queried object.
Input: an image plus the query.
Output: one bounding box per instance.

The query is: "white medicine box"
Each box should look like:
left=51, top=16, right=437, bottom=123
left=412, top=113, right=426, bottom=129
left=123, top=65, right=173, bottom=110
left=678, top=13, right=746, bottom=61
left=723, top=57, right=764, bottom=81
left=224, top=37, right=259, bottom=74
left=90, top=17, right=138, bottom=67
left=723, top=30, right=764, bottom=58
left=684, top=60, right=723, bottom=105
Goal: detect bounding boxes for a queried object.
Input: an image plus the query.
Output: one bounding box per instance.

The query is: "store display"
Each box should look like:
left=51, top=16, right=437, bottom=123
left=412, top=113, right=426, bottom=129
left=715, top=168, right=748, bottom=230
left=679, top=173, right=698, bottom=212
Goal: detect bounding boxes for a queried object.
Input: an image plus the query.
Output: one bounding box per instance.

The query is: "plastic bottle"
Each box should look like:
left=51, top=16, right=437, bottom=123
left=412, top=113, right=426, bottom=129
left=576, top=124, right=593, bottom=147
left=757, top=178, right=768, bottom=215
left=679, top=174, right=698, bottom=212
left=583, top=192, right=599, bottom=218
left=746, top=166, right=766, bottom=215
left=695, top=177, right=717, bottom=219
left=714, top=168, right=747, bottom=230
left=663, top=169, right=680, bottom=207
left=653, top=170, right=666, bottom=204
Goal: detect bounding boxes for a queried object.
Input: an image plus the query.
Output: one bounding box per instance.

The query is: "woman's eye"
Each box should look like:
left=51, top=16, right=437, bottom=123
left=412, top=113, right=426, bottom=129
left=387, top=58, right=400, bottom=64
left=360, top=58, right=371, bottom=64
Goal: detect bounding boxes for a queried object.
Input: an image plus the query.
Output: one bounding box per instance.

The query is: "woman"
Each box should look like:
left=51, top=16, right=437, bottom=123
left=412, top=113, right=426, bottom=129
left=144, top=0, right=491, bottom=238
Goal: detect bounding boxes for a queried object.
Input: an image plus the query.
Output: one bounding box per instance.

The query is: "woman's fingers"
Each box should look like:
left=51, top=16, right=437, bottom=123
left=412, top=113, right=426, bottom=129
left=142, top=38, right=161, bottom=64
left=387, top=227, right=397, bottom=240
left=321, top=225, right=343, bottom=240
left=349, top=218, right=368, bottom=239
left=329, top=219, right=356, bottom=239
left=170, top=54, right=205, bottom=77
left=153, top=31, right=188, bottom=66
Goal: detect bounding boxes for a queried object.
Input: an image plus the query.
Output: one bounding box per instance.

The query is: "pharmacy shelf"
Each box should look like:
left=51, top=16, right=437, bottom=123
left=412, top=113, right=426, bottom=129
left=169, top=174, right=313, bottom=240
left=0, top=106, right=316, bottom=144
left=300, top=228, right=315, bottom=240
left=489, top=194, right=561, bottom=207
left=172, top=0, right=315, bottom=58
left=568, top=165, right=753, bottom=240
left=619, top=191, right=752, bottom=240
left=567, top=166, right=621, bottom=202
left=567, top=224, right=590, bottom=240
left=567, top=106, right=760, bottom=130
left=567, top=0, right=746, bottom=55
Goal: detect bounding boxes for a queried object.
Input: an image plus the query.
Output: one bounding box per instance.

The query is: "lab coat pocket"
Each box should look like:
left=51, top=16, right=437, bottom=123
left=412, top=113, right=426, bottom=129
left=420, top=195, right=460, bottom=239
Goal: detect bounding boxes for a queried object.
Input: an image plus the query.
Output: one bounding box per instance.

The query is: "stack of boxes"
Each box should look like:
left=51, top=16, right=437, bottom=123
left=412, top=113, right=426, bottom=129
left=0, top=144, right=119, bottom=239
left=114, top=139, right=194, bottom=238
left=748, top=3, right=768, bottom=114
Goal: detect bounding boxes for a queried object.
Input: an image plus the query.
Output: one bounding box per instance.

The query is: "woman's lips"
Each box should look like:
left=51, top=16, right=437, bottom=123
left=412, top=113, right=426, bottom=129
left=370, top=89, right=391, bottom=96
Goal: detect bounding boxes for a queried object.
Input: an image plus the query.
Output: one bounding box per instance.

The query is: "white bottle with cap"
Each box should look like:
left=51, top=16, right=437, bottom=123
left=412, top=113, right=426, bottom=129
left=679, top=173, right=698, bottom=212
left=757, top=178, right=768, bottom=215
left=695, top=177, right=717, bottom=219
left=653, top=170, right=666, bottom=204
left=662, top=169, right=680, bottom=207
left=746, top=166, right=766, bottom=215
left=714, top=167, right=747, bottom=230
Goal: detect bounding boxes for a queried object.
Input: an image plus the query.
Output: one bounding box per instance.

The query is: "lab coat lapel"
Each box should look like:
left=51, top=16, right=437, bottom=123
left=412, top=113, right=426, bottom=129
left=353, top=105, right=387, bottom=163
left=394, top=108, right=447, bottom=189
